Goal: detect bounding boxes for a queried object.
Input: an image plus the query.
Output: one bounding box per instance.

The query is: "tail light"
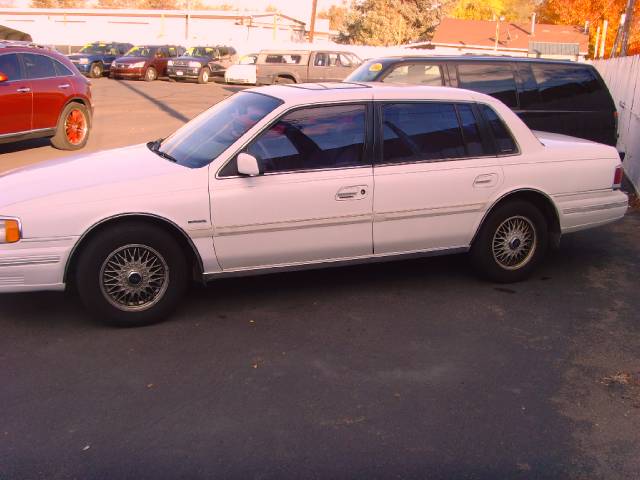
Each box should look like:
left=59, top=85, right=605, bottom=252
left=613, top=165, right=623, bottom=190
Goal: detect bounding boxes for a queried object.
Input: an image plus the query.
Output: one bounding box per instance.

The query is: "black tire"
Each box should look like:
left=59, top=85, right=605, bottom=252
left=89, top=62, right=103, bottom=78
left=75, top=223, right=189, bottom=327
left=276, top=76, right=295, bottom=84
left=144, top=66, right=157, bottom=82
left=470, top=201, right=548, bottom=283
left=50, top=102, right=91, bottom=150
left=197, top=67, right=210, bottom=84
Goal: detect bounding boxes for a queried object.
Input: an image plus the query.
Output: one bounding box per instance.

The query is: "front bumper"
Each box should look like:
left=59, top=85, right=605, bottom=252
left=0, top=237, right=78, bottom=293
left=110, top=67, right=145, bottom=79
left=167, top=66, right=200, bottom=79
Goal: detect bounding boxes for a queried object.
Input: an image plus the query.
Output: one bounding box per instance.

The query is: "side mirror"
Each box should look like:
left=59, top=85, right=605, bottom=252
left=0, top=71, right=8, bottom=83
left=237, top=152, right=261, bottom=177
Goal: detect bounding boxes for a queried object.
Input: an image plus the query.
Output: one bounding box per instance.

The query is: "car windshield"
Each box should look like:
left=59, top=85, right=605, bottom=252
left=126, top=46, right=153, bottom=57
left=345, top=59, right=388, bottom=82
left=185, top=47, right=215, bottom=58
left=155, top=92, right=283, bottom=168
left=79, top=44, right=109, bottom=54
left=239, top=54, right=257, bottom=65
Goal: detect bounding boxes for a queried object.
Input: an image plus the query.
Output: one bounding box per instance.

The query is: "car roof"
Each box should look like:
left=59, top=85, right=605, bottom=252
left=364, top=55, right=588, bottom=66
left=250, top=82, right=493, bottom=105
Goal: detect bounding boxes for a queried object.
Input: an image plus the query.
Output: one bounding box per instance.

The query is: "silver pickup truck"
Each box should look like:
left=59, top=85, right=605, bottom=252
left=255, top=49, right=362, bottom=85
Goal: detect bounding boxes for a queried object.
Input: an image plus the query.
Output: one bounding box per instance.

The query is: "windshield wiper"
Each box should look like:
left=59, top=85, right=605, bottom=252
left=147, top=139, right=178, bottom=163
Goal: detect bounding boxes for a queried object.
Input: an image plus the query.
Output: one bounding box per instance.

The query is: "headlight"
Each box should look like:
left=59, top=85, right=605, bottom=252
left=188, top=61, right=201, bottom=68
left=79, top=58, right=89, bottom=65
left=0, top=218, right=21, bottom=244
left=168, top=60, right=174, bottom=66
left=132, top=61, right=145, bottom=68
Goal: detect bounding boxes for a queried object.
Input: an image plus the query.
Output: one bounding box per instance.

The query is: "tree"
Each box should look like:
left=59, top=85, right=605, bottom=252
left=340, top=0, right=438, bottom=45
left=30, top=0, right=85, bottom=6
left=446, top=0, right=537, bottom=21
left=318, top=5, right=348, bottom=30
left=136, top=0, right=178, bottom=8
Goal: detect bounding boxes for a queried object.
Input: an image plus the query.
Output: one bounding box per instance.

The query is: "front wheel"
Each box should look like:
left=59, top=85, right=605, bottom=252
left=198, top=67, right=210, bottom=84
left=144, top=67, right=157, bottom=82
left=75, top=223, right=189, bottom=327
left=89, top=62, right=103, bottom=78
left=470, top=201, right=548, bottom=283
left=50, top=102, right=90, bottom=150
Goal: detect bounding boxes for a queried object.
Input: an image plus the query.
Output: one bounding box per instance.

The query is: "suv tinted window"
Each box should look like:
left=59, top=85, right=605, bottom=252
left=382, top=103, right=466, bottom=163
left=246, top=104, right=367, bottom=174
left=0, top=53, right=23, bottom=80
left=383, top=63, right=443, bottom=86
left=478, top=104, right=517, bottom=154
left=457, top=63, right=518, bottom=107
left=531, top=64, right=611, bottom=110
left=22, top=53, right=57, bottom=79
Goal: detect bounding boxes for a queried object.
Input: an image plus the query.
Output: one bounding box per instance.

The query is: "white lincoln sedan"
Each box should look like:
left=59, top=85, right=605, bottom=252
left=0, top=83, right=628, bottom=326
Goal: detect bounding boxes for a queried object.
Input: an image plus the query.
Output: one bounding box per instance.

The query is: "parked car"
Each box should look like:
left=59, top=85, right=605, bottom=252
left=256, top=49, right=362, bottom=85
left=0, top=83, right=627, bottom=326
left=67, top=41, right=132, bottom=78
left=110, top=45, right=185, bottom=81
left=224, top=53, right=258, bottom=85
left=166, top=45, right=237, bottom=83
left=346, top=56, right=618, bottom=146
left=0, top=40, right=93, bottom=150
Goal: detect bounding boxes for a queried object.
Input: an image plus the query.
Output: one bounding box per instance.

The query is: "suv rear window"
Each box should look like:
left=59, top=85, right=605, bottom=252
left=530, top=64, right=612, bottom=111
left=457, top=63, right=518, bottom=108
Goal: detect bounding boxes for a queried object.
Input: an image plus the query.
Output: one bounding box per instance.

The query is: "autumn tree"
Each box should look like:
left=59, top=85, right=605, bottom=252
left=318, top=5, right=348, bottom=31
left=340, top=0, right=438, bottom=45
left=446, top=0, right=537, bottom=21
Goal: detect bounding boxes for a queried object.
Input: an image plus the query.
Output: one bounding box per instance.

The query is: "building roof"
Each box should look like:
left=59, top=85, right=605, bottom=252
left=431, top=17, right=589, bottom=54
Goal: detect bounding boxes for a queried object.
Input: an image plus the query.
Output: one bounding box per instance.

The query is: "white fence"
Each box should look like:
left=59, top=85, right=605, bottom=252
left=591, top=55, right=640, bottom=193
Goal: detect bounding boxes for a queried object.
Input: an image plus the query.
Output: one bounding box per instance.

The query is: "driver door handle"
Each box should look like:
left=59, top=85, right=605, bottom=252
left=336, top=185, right=368, bottom=201
left=16, top=87, right=31, bottom=93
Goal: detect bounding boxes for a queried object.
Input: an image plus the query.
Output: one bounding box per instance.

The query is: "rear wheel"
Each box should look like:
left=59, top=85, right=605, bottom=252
left=50, top=102, right=90, bottom=150
left=144, top=66, right=157, bottom=82
left=198, top=67, right=210, bottom=84
left=89, top=62, right=103, bottom=78
left=75, top=223, right=189, bottom=327
left=276, top=76, right=295, bottom=84
left=470, top=201, right=548, bottom=283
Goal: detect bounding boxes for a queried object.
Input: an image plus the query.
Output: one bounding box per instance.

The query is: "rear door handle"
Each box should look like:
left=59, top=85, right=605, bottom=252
left=473, top=173, right=499, bottom=188
left=58, top=83, right=71, bottom=89
left=16, top=87, right=31, bottom=93
left=336, top=185, right=368, bottom=201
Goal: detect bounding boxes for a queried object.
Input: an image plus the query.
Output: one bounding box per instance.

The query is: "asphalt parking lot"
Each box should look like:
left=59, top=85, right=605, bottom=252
left=1, top=78, right=639, bottom=479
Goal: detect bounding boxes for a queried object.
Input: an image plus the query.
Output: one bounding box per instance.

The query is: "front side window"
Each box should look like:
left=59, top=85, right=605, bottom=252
left=381, top=103, right=466, bottom=163
left=457, top=63, right=518, bottom=107
left=0, top=53, right=23, bottom=81
left=223, top=104, right=367, bottom=175
left=383, top=63, right=443, bottom=86
left=156, top=92, right=282, bottom=169
left=314, top=53, right=328, bottom=66
left=22, top=54, right=56, bottom=79
left=478, top=104, right=517, bottom=154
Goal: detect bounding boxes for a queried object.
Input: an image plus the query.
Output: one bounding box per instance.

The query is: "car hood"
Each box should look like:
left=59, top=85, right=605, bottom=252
left=115, top=56, right=149, bottom=64
left=0, top=143, right=197, bottom=209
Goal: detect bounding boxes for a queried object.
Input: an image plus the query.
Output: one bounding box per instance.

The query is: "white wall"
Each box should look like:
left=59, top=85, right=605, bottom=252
left=592, top=55, right=640, bottom=193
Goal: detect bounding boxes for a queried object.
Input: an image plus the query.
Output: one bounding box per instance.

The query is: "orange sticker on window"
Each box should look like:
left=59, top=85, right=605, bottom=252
left=369, top=63, right=383, bottom=72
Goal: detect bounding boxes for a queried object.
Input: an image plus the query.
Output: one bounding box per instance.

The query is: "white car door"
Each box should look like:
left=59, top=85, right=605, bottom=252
left=211, top=103, right=374, bottom=270
left=373, top=101, right=510, bottom=255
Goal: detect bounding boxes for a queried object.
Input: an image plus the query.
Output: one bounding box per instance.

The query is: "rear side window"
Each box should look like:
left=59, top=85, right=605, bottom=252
left=245, top=104, right=367, bottom=174
left=54, top=60, right=74, bottom=77
left=381, top=103, right=466, bottom=163
left=22, top=53, right=57, bottom=79
left=457, top=104, right=484, bottom=157
left=383, top=63, right=443, bottom=86
left=457, top=63, right=518, bottom=107
left=530, top=64, right=612, bottom=110
left=478, top=105, right=517, bottom=154
left=0, top=53, right=23, bottom=80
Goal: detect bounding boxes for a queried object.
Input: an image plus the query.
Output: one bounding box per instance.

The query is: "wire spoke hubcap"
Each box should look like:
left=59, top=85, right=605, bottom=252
left=65, top=109, right=87, bottom=145
left=100, top=244, right=169, bottom=312
left=492, top=215, right=537, bottom=270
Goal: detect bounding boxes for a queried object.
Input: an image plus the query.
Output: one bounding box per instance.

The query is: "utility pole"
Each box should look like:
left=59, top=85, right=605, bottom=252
left=599, top=19, right=608, bottom=58
left=309, top=0, right=318, bottom=43
left=620, top=0, right=636, bottom=56
left=594, top=24, right=601, bottom=59
left=610, top=13, right=625, bottom=57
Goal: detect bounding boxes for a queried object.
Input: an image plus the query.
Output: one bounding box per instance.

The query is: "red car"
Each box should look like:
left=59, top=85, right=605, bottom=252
left=110, top=45, right=185, bottom=81
left=0, top=41, right=93, bottom=150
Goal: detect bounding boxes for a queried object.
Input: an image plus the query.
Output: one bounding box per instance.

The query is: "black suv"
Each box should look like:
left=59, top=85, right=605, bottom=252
left=166, top=46, right=237, bottom=83
left=347, top=56, right=617, bottom=146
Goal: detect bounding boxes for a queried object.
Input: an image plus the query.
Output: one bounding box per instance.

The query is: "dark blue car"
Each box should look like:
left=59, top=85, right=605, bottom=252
left=68, top=42, right=133, bottom=78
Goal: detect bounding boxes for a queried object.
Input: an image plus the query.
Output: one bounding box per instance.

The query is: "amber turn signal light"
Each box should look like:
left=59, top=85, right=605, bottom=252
left=1, top=219, right=21, bottom=243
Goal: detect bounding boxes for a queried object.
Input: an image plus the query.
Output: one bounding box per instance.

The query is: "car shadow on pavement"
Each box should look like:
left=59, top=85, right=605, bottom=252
left=0, top=137, right=51, bottom=155
left=113, top=79, right=190, bottom=123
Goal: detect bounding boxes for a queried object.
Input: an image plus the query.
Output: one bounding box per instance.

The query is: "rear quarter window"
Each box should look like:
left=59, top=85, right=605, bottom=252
left=530, top=64, right=613, bottom=111
left=478, top=104, right=518, bottom=155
